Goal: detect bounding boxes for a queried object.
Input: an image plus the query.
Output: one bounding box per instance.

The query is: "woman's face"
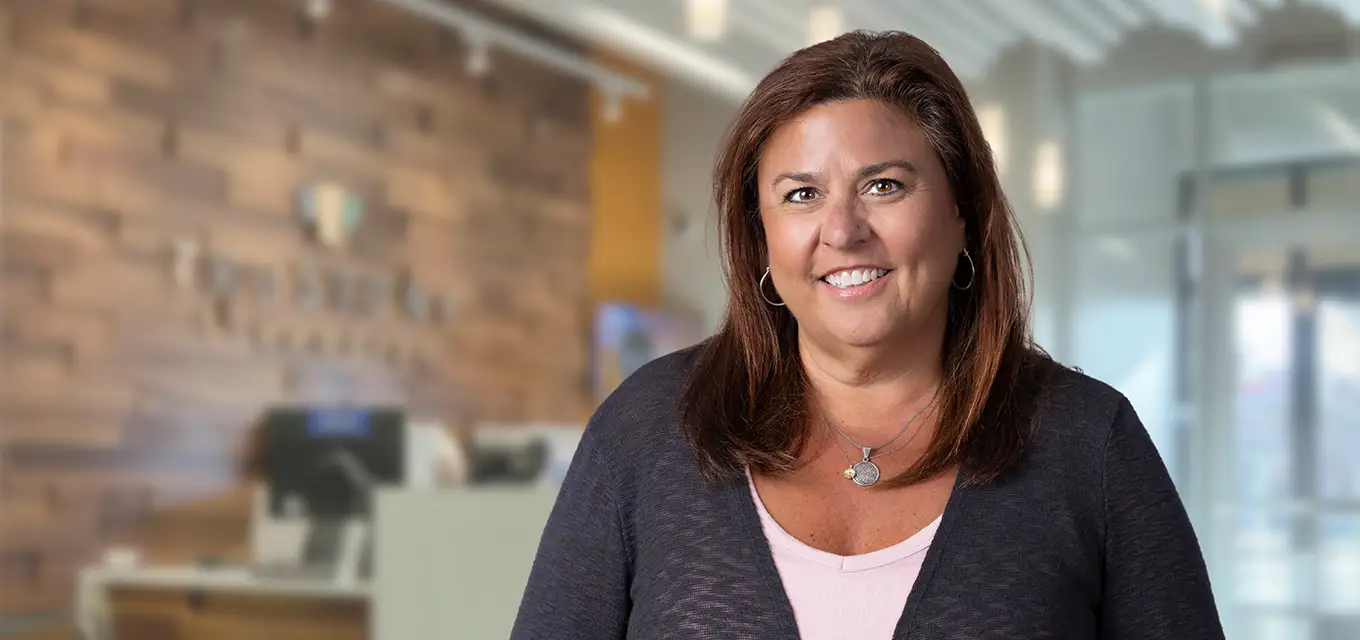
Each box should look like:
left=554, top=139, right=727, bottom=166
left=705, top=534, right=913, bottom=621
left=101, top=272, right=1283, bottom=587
left=757, top=99, right=964, bottom=351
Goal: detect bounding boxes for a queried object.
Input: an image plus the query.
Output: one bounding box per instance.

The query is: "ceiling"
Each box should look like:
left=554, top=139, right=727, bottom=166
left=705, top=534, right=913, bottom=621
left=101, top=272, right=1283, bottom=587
left=478, top=0, right=1360, bottom=100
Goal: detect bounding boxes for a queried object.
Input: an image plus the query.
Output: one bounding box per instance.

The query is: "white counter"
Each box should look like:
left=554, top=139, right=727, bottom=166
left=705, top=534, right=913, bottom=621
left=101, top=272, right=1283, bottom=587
left=78, top=487, right=558, bottom=640
left=371, top=487, right=558, bottom=640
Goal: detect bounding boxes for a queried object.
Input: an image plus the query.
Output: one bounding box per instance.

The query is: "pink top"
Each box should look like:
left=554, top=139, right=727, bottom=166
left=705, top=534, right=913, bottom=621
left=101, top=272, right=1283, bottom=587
left=748, top=473, right=941, bottom=640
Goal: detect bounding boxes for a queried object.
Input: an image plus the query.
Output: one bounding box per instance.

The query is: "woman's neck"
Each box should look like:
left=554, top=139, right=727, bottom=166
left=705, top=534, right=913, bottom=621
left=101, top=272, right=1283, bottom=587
left=799, top=330, right=944, bottom=445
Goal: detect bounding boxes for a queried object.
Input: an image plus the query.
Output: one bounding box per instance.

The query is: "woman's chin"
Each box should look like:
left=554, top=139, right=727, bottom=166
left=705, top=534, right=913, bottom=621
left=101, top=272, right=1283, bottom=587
left=820, top=322, right=899, bottom=349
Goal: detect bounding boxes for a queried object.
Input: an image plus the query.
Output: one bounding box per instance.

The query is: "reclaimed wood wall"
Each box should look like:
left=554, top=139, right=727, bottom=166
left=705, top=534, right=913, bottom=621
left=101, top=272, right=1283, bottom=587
left=0, top=0, right=595, bottom=617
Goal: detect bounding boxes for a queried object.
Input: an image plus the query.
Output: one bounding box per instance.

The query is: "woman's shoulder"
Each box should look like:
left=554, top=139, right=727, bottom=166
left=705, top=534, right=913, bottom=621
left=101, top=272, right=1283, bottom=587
left=1038, top=362, right=1130, bottom=424
left=581, top=343, right=706, bottom=463
left=1023, top=360, right=1143, bottom=464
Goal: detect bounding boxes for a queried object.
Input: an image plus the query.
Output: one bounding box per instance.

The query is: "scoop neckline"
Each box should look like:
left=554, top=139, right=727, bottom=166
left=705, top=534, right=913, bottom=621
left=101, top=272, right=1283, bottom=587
left=745, top=469, right=942, bottom=573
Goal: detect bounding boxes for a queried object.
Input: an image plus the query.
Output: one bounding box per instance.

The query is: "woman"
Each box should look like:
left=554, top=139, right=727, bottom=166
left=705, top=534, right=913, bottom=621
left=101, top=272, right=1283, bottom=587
left=513, top=31, right=1222, bottom=639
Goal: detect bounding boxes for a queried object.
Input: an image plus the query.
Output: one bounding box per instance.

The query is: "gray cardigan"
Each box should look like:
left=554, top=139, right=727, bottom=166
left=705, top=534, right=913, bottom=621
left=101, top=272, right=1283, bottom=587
left=511, top=348, right=1224, bottom=639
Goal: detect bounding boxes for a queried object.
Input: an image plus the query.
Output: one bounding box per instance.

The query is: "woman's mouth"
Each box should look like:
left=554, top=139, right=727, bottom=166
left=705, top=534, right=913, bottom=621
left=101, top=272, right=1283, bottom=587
left=818, top=268, right=893, bottom=298
left=820, top=268, right=891, bottom=289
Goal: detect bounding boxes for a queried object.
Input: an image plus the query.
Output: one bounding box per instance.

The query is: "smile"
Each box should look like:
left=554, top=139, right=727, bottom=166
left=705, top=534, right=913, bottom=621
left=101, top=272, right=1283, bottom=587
left=820, top=268, right=891, bottom=289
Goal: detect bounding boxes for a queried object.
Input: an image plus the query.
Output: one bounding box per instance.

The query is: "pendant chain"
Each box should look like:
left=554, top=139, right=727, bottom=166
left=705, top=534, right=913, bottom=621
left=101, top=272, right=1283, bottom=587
left=818, top=392, right=936, bottom=460
left=819, top=392, right=938, bottom=485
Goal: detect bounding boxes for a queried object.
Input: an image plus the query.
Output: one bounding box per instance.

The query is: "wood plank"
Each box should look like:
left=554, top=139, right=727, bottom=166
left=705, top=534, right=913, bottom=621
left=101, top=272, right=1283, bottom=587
left=8, top=152, right=167, bottom=219
left=0, top=241, right=100, bottom=308
left=381, top=123, right=485, bottom=172
left=0, top=51, right=112, bottom=106
left=384, top=165, right=470, bottom=222
left=14, top=18, right=173, bottom=88
left=32, top=99, right=164, bottom=155
left=47, top=260, right=169, bottom=310
left=2, top=199, right=121, bottom=257
left=180, top=128, right=301, bottom=215
left=1, top=443, right=238, bottom=480
left=0, top=308, right=111, bottom=369
left=109, top=587, right=366, bottom=640
left=296, top=126, right=386, bottom=177
left=0, top=6, right=10, bottom=52
left=0, top=378, right=136, bottom=416
left=218, top=39, right=390, bottom=139
left=78, top=0, right=182, bottom=17
left=60, top=140, right=228, bottom=204
left=373, top=65, right=523, bottom=142
left=0, top=76, right=45, bottom=121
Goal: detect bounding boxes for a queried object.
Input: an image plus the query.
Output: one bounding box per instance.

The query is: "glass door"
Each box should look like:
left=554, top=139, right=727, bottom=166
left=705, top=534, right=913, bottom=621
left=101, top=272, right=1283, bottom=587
left=1221, top=244, right=1360, bottom=640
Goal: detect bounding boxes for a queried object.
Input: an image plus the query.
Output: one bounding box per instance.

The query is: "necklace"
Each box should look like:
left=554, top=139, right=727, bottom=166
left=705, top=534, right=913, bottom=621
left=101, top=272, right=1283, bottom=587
left=819, top=394, right=935, bottom=487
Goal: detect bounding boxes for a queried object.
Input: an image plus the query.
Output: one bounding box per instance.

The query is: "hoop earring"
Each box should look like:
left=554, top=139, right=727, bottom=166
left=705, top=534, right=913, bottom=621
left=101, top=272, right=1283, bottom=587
left=953, top=249, right=975, bottom=291
left=759, top=267, right=786, bottom=307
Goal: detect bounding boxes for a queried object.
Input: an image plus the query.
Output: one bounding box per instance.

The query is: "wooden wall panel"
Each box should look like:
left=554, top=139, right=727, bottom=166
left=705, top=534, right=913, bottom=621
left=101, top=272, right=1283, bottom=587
left=0, top=0, right=595, bottom=625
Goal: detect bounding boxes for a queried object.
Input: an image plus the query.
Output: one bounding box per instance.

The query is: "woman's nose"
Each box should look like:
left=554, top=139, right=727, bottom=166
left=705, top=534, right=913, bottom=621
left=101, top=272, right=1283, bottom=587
left=819, top=195, right=870, bottom=249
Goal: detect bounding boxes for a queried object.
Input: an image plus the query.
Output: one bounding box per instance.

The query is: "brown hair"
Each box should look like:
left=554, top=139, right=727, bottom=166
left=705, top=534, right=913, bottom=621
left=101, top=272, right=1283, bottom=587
left=679, top=31, right=1052, bottom=488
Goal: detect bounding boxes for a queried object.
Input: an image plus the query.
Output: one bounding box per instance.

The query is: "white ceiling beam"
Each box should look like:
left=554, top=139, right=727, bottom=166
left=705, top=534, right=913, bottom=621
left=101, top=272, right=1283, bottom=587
left=1051, top=0, right=1126, bottom=45
left=1091, top=0, right=1152, bottom=27
left=1133, top=0, right=1236, bottom=47
left=1192, top=0, right=1254, bottom=36
left=373, top=0, right=651, bottom=98
left=916, top=0, right=1022, bottom=49
left=1233, top=0, right=1261, bottom=23
left=571, top=4, right=756, bottom=100
left=852, top=0, right=993, bottom=73
left=1314, top=0, right=1360, bottom=25
left=981, top=0, right=1104, bottom=65
left=728, top=0, right=809, bottom=54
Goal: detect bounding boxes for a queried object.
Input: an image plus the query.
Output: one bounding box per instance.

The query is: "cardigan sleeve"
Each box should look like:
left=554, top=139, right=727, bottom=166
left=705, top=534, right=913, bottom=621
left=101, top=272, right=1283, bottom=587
left=511, top=421, right=630, bottom=640
left=1098, top=398, right=1224, bottom=639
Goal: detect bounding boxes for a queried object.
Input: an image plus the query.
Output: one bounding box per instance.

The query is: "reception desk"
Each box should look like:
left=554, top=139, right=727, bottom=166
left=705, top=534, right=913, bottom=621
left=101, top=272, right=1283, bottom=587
left=77, top=487, right=558, bottom=640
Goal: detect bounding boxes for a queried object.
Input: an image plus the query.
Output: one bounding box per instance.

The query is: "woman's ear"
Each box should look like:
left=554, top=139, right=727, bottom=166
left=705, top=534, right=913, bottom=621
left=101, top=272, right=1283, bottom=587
left=954, top=205, right=967, bottom=245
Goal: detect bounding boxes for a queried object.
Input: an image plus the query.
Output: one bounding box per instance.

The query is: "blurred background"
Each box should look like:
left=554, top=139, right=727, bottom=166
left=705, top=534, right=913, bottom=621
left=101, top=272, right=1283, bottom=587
left=0, top=0, right=1356, bottom=638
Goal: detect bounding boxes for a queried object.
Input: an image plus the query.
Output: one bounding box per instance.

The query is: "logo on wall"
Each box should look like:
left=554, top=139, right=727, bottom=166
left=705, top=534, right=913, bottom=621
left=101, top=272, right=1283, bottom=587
left=297, top=181, right=364, bottom=250
left=163, top=179, right=457, bottom=370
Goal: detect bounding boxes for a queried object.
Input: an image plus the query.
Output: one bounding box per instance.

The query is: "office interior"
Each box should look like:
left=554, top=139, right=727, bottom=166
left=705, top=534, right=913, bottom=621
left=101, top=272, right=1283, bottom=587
left=0, top=0, right=1356, bottom=638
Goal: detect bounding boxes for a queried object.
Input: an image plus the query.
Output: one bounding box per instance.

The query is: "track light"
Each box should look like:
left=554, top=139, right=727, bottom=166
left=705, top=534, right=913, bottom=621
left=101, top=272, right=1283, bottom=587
left=686, top=0, right=728, bottom=42
left=1033, top=139, right=1065, bottom=210
left=305, top=0, right=332, bottom=20
left=807, top=4, right=843, bottom=46
left=976, top=103, right=1009, bottom=179
left=465, top=38, right=491, bottom=76
left=601, top=91, right=623, bottom=124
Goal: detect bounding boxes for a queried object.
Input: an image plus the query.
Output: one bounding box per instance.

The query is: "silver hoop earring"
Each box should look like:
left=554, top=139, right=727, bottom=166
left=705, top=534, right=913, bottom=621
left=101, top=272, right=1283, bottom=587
left=759, top=267, right=786, bottom=307
left=953, top=249, right=975, bottom=291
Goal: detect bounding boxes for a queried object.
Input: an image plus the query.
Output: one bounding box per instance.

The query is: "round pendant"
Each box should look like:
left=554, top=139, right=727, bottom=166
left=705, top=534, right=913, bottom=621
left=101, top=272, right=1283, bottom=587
left=850, top=460, right=880, bottom=487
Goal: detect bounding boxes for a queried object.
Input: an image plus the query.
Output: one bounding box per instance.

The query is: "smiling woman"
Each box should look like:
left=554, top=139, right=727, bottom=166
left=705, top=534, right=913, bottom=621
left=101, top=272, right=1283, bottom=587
left=513, top=31, right=1224, bottom=640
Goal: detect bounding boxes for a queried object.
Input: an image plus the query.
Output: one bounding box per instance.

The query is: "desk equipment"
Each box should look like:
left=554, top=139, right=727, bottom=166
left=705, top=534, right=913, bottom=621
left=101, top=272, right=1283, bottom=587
left=259, top=406, right=404, bottom=583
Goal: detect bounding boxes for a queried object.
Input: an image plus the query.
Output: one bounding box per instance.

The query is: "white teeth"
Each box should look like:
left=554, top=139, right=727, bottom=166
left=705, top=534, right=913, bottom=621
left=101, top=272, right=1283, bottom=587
left=825, top=268, right=887, bottom=289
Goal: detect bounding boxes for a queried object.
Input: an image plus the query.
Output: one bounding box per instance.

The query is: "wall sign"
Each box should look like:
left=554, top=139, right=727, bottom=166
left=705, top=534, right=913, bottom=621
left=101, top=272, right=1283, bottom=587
left=297, top=181, right=364, bottom=251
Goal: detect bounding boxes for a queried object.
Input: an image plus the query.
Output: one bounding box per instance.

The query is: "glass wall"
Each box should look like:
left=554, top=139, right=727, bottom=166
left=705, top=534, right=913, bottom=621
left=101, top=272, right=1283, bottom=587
left=1068, top=62, right=1360, bottom=639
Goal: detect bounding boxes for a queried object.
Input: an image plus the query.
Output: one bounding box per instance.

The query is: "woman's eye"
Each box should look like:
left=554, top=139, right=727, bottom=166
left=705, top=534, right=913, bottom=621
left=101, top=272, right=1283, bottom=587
left=867, top=179, right=902, bottom=196
left=784, top=187, right=819, bottom=203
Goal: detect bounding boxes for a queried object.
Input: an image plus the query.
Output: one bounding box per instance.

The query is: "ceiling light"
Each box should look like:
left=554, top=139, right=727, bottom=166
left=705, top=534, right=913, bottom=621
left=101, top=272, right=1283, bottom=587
left=465, top=38, right=491, bottom=76
left=305, top=0, right=332, bottom=20
left=976, top=103, right=1009, bottom=179
left=686, top=0, right=728, bottom=42
left=1033, top=139, right=1065, bottom=210
left=601, top=92, right=624, bottom=124
left=807, top=4, right=843, bottom=46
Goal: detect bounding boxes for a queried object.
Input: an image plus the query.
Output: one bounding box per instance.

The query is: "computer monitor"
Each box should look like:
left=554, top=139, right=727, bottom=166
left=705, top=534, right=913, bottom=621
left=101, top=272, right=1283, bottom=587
left=261, top=406, right=406, bottom=520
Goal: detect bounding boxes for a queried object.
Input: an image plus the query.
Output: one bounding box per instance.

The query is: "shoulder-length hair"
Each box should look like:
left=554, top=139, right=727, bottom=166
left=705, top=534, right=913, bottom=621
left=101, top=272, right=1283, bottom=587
left=679, top=30, right=1050, bottom=488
